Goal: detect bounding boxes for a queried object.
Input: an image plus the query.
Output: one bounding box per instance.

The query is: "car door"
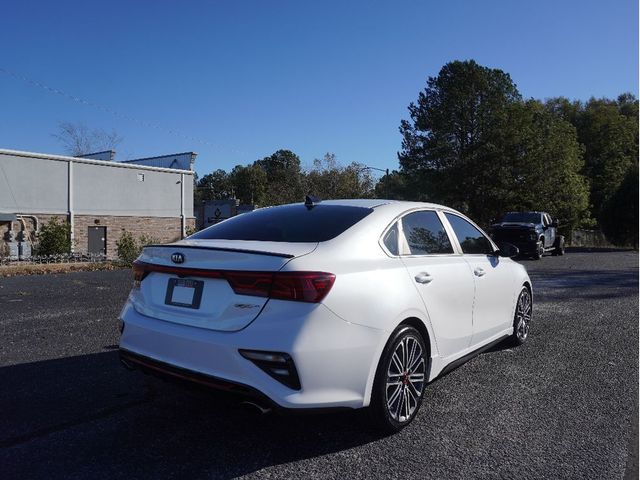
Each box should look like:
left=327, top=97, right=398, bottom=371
left=398, top=210, right=475, bottom=359
left=543, top=213, right=555, bottom=247
left=443, top=212, right=516, bottom=347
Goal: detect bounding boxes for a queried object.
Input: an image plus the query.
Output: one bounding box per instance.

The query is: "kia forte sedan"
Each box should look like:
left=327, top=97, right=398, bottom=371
left=119, top=199, right=532, bottom=432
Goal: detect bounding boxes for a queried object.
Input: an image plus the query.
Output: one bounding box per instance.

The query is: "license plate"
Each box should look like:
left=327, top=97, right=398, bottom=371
left=164, top=278, right=204, bottom=309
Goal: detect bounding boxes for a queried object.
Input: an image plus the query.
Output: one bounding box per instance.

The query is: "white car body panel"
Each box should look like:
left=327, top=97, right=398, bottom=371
left=119, top=199, right=532, bottom=410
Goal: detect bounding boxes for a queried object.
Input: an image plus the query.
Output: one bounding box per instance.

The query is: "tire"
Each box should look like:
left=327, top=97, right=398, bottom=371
left=509, top=287, right=532, bottom=346
left=369, top=325, right=428, bottom=434
left=552, top=236, right=565, bottom=256
left=532, top=239, right=544, bottom=260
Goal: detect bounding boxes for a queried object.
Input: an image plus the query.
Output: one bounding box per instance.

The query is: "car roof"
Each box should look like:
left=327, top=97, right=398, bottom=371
left=314, top=198, right=454, bottom=211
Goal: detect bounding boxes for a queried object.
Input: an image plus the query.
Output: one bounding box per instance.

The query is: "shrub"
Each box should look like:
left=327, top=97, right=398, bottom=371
left=116, top=231, right=139, bottom=265
left=116, top=231, right=162, bottom=265
left=37, top=217, right=71, bottom=255
left=138, top=233, right=160, bottom=247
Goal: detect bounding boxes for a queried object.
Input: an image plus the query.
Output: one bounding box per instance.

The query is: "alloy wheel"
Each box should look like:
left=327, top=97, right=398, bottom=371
left=385, top=334, right=426, bottom=423
left=515, top=289, right=532, bottom=341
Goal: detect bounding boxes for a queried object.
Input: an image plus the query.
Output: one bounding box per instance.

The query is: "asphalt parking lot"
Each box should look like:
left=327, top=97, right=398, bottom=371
left=1, top=250, right=638, bottom=479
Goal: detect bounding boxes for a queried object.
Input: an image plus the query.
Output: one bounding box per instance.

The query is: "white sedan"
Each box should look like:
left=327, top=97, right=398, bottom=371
left=119, top=199, right=532, bottom=432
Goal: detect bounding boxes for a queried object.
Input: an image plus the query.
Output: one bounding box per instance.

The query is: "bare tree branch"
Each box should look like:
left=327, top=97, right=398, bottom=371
left=53, top=122, right=123, bottom=156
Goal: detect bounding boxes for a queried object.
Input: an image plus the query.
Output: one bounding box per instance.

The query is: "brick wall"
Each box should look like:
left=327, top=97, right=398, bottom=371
left=3, top=214, right=195, bottom=259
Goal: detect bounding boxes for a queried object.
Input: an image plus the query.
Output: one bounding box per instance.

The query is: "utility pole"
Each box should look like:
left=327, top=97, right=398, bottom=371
left=358, top=166, right=390, bottom=198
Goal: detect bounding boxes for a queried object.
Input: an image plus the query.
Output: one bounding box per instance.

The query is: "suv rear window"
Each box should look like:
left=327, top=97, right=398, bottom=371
left=190, top=204, right=373, bottom=243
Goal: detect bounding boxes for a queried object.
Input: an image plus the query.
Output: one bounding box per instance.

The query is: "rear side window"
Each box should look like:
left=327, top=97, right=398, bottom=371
left=190, top=204, right=373, bottom=243
left=445, top=213, right=494, bottom=255
left=382, top=222, right=399, bottom=256
left=401, top=211, right=453, bottom=255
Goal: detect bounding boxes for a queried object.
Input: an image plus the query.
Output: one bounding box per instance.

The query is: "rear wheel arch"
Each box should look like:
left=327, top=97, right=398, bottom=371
left=364, top=316, right=434, bottom=408
left=368, top=320, right=430, bottom=432
left=398, top=317, right=432, bottom=362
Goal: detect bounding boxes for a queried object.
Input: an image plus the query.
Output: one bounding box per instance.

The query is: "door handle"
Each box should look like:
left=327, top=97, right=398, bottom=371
left=415, top=272, right=433, bottom=284
left=474, top=267, right=486, bottom=277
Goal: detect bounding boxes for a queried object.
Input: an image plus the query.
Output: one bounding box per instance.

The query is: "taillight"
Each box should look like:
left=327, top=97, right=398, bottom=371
left=270, top=272, right=335, bottom=303
left=132, top=262, right=149, bottom=288
left=132, top=261, right=335, bottom=303
left=224, top=272, right=273, bottom=298
left=224, top=271, right=335, bottom=303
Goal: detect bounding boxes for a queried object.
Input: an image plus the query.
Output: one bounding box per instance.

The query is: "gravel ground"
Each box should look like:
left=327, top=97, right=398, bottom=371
left=0, top=250, right=637, bottom=479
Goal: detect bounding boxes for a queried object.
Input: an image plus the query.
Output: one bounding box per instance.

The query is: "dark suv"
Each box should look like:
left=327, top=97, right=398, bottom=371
left=490, top=212, right=565, bottom=260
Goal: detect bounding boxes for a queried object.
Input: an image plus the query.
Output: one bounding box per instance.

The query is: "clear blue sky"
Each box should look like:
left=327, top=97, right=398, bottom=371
left=1, top=0, right=637, bottom=176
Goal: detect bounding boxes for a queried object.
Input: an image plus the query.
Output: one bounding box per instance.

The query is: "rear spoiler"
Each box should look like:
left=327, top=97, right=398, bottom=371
left=144, top=244, right=295, bottom=259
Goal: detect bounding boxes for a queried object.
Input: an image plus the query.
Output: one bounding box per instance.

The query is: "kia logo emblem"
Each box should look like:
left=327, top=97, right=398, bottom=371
left=171, top=252, right=185, bottom=264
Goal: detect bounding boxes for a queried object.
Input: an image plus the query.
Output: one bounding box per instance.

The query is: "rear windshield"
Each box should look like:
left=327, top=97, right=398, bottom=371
left=190, top=204, right=373, bottom=242
left=500, top=212, right=541, bottom=223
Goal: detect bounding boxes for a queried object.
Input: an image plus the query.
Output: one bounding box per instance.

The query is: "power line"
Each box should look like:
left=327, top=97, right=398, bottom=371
left=0, top=67, right=245, bottom=155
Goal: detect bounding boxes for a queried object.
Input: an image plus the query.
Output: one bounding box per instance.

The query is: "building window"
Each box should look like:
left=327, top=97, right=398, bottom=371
left=137, top=173, right=145, bottom=182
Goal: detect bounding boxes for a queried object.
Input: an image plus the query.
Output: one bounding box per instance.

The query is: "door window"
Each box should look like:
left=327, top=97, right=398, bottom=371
left=401, top=211, right=453, bottom=255
left=444, top=213, right=494, bottom=255
left=382, top=222, right=399, bottom=256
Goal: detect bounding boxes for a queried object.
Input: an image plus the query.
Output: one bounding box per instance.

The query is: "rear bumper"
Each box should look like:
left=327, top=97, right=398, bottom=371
left=120, top=348, right=271, bottom=399
left=119, top=299, right=387, bottom=410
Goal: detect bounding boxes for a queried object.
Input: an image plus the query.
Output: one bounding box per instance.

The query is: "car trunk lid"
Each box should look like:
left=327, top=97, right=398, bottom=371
left=130, top=240, right=318, bottom=331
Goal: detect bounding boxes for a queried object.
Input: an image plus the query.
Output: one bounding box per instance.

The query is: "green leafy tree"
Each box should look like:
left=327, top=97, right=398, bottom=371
left=546, top=94, right=639, bottom=222
left=399, top=60, right=522, bottom=222
left=599, top=165, right=639, bottom=247
left=255, top=149, right=304, bottom=205
left=230, top=164, right=267, bottom=205
left=374, top=170, right=410, bottom=200
left=304, top=153, right=375, bottom=199
left=501, top=102, right=591, bottom=230
left=37, top=217, right=71, bottom=255
left=196, top=169, right=233, bottom=202
left=576, top=96, right=638, bottom=220
left=399, top=60, right=589, bottom=228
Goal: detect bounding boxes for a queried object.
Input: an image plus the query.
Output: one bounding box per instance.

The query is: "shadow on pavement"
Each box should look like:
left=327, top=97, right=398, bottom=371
left=1, top=350, right=383, bottom=479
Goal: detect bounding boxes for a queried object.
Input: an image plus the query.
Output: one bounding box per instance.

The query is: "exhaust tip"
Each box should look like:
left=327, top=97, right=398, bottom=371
left=239, top=400, right=272, bottom=415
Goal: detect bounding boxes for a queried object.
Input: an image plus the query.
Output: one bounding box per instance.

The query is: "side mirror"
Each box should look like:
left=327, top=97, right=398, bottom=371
left=495, top=242, right=519, bottom=258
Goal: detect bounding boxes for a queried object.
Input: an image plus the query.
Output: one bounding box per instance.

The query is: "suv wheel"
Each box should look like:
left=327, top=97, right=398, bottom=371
left=369, top=325, right=427, bottom=433
left=533, top=239, right=544, bottom=260
left=552, top=236, right=565, bottom=256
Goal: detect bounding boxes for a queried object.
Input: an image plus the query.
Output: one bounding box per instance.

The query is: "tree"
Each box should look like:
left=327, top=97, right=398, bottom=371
left=255, top=149, right=304, bottom=205
left=599, top=165, right=639, bottom=247
left=576, top=96, right=638, bottom=220
left=506, top=100, right=590, bottom=229
left=374, top=170, right=411, bottom=200
left=229, top=164, right=267, bottom=205
left=196, top=169, right=233, bottom=202
left=53, top=122, right=122, bottom=156
left=399, top=60, right=522, bottom=222
left=546, top=94, right=639, bottom=222
left=304, top=153, right=376, bottom=199
left=399, top=60, right=590, bottom=228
